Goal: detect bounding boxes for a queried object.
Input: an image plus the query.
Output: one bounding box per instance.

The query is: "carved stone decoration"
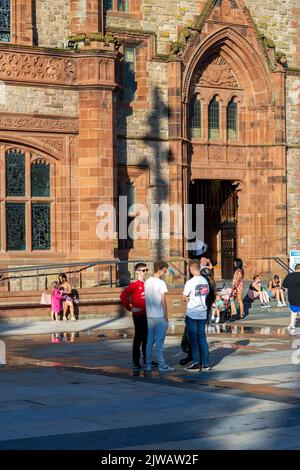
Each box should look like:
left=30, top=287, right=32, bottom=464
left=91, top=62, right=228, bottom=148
left=64, top=59, right=76, bottom=83
left=227, top=146, right=245, bottom=163
left=0, top=113, right=79, bottom=134
left=38, top=137, right=65, bottom=153
left=191, top=144, right=208, bottom=162
left=222, top=0, right=234, bottom=16
left=0, top=51, right=76, bottom=85
left=195, top=54, right=239, bottom=89
left=209, top=145, right=226, bottom=161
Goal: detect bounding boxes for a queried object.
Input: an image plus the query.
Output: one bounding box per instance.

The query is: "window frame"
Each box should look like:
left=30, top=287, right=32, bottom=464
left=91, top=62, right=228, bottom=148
left=104, top=0, right=129, bottom=12
left=189, top=94, right=202, bottom=139
left=0, top=0, right=11, bottom=43
left=0, top=146, right=54, bottom=253
left=123, top=44, right=137, bottom=102
left=208, top=95, right=220, bottom=141
left=226, top=97, right=238, bottom=142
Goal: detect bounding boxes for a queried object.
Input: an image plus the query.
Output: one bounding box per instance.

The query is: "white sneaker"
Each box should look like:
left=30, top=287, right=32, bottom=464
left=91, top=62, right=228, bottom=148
left=287, top=325, right=296, bottom=331
left=261, top=304, right=268, bottom=308
left=266, top=303, right=271, bottom=308
left=277, top=302, right=283, bottom=307
left=282, top=302, right=287, bottom=306
left=158, top=364, right=175, bottom=372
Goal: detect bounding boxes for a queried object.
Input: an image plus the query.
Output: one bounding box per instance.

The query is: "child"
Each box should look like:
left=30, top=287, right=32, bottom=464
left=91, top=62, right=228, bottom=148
left=211, top=292, right=226, bottom=324
left=50, top=281, right=64, bottom=322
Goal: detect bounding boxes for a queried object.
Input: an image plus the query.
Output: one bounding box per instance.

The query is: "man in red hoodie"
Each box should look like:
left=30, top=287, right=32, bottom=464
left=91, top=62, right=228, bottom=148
left=120, top=263, right=149, bottom=371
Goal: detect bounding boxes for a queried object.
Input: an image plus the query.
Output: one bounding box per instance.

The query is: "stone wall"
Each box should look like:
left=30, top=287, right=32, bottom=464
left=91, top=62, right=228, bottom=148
left=0, top=85, right=78, bottom=116
left=36, top=0, right=70, bottom=48
left=106, top=0, right=204, bottom=54
left=105, top=1, right=300, bottom=65
left=245, top=0, right=300, bottom=67
left=286, top=74, right=300, bottom=250
left=287, top=148, right=300, bottom=251
left=286, top=75, right=300, bottom=146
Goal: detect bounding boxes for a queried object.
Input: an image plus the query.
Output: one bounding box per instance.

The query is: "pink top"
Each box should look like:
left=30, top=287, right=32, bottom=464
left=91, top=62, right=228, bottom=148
left=51, top=288, right=64, bottom=313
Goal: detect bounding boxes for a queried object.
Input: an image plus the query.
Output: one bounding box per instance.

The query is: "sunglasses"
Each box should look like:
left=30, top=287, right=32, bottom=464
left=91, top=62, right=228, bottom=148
left=138, top=269, right=148, bottom=272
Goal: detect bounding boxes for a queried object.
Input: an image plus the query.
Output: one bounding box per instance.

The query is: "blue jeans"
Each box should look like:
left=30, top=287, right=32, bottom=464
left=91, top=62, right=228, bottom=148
left=185, top=316, right=209, bottom=367
left=146, top=317, right=168, bottom=368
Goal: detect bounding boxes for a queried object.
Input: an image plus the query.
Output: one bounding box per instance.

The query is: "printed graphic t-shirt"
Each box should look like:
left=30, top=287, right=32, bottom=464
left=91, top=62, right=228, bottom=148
left=183, top=275, right=209, bottom=320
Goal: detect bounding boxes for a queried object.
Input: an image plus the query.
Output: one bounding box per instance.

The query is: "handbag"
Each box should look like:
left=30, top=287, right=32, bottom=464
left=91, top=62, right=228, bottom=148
left=230, top=298, right=237, bottom=316
left=40, top=292, right=51, bottom=305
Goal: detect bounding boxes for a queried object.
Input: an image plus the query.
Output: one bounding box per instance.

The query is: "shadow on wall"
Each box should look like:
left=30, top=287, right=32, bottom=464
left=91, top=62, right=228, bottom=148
left=117, top=84, right=174, bottom=285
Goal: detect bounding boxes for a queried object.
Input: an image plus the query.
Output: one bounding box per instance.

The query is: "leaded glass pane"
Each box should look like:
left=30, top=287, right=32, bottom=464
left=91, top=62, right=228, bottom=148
left=208, top=97, right=220, bottom=141
left=0, top=0, right=10, bottom=42
left=31, top=162, right=50, bottom=197
left=6, top=203, right=26, bottom=251
left=5, top=150, right=25, bottom=196
left=118, top=0, right=128, bottom=12
left=189, top=96, right=201, bottom=139
left=227, top=98, right=238, bottom=141
left=104, top=0, right=113, bottom=11
left=124, top=46, right=136, bottom=102
left=32, top=203, right=51, bottom=250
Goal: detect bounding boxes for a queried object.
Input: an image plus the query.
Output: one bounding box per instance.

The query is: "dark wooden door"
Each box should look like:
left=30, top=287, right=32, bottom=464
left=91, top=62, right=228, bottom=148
left=221, top=222, right=237, bottom=279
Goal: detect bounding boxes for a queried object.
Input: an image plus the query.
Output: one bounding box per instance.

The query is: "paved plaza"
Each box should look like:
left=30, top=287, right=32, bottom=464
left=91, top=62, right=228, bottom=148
left=0, top=311, right=300, bottom=450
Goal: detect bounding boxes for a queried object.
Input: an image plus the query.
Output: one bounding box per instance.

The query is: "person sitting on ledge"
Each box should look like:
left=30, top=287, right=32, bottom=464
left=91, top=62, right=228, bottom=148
left=247, top=275, right=270, bottom=308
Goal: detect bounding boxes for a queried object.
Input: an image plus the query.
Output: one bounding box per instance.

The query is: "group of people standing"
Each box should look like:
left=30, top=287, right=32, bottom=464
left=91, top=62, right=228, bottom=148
left=120, top=259, right=223, bottom=373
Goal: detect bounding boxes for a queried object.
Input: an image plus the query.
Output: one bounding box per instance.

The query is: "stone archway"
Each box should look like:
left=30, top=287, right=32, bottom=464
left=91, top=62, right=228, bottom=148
left=179, top=23, right=286, bottom=278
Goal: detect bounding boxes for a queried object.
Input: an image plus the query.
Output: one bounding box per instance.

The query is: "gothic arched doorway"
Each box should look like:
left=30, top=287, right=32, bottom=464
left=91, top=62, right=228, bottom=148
left=189, top=179, right=238, bottom=279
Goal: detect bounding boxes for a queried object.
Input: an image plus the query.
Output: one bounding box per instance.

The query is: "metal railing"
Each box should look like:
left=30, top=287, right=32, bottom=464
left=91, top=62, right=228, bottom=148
left=0, top=258, right=189, bottom=292
left=262, top=256, right=292, bottom=280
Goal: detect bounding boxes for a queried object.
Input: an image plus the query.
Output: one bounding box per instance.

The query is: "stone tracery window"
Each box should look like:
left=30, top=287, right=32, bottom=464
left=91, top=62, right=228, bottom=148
left=0, top=0, right=10, bottom=42
left=227, top=97, right=238, bottom=141
left=3, top=149, right=51, bottom=251
left=189, top=95, right=201, bottom=139
left=208, top=96, right=220, bottom=141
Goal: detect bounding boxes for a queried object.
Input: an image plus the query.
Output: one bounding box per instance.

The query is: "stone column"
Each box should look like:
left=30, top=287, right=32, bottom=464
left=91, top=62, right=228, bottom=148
left=70, top=0, right=103, bottom=34
left=76, top=51, right=119, bottom=261
left=11, top=0, right=35, bottom=45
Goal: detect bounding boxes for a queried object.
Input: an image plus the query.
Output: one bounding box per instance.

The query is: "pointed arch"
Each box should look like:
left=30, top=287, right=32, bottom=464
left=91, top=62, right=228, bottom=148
left=183, top=27, right=273, bottom=106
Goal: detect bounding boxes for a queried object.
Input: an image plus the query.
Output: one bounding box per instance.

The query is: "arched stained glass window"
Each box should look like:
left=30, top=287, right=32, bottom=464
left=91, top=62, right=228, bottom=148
left=189, top=95, right=201, bottom=139
left=208, top=96, right=220, bottom=141
left=31, top=161, right=50, bottom=197
left=227, top=97, right=238, bottom=141
left=6, top=149, right=25, bottom=196
left=4, top=149, right=51, bottom=251
left=0, top=0, right=10, bottom=42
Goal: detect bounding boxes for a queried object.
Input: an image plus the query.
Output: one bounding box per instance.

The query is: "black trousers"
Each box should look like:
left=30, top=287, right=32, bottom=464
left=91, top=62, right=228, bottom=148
left=132, top=315, right=148, bottom=366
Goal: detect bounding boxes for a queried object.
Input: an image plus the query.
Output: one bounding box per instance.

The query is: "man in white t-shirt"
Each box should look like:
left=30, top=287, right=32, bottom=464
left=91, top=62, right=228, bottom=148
left=183, top=261, right=211, bottom=372
left=144, top=261, right=175, bottom=372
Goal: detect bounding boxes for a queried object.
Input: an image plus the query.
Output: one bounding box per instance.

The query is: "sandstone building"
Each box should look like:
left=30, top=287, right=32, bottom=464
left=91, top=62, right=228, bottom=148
left=0, top=0, right=299, bottom=280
